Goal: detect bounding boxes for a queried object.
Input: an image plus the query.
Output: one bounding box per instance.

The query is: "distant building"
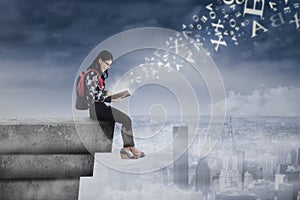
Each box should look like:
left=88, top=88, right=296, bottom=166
left=173, top=126, right=189, bottom=188
left=237, top=150, right=245, bottom=183
left=212, top=175, right=220, bottom=198
left=283, top=168, right=299, bottom=182
left=277, top=182, right=293, bottom=200
left=275, top=143, right=291, bottom=164
left=257, top=167, right=263, bottom=180
left=286, top=150, right=298, bottom=167
left=222, top=155, right=231, bottom=172
left=189, top=161, right=198, bottom=189
left=281, top=167, right=300, bottom=200
left=278, top=164, right=288, bottom=174
left=292, top=182, right=300, bottom=200
left=287, top=152, right=293, bottom=165
left=290, top=150, right=297, bottom=167
left=259, top=152, right=276, bottom=181
left=298, top=148, right=300, bottom=166
left=161, top=166, right=172, bottom=185
left=195, top=158, right=210, bottom=198
left=248, top=180, right=276, bottom=200
left=218, top=117, right=243, bottom=192
left=274, top=174, right=287, bottom=190
left=244, top=171, right=253, bottom=189
left=219, top=169, right=242, bottom=192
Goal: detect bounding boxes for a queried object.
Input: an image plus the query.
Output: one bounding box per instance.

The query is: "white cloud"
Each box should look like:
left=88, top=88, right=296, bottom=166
left=217, top=58, right=300, bottom=94
left=216, top=86, right=300, bottom=116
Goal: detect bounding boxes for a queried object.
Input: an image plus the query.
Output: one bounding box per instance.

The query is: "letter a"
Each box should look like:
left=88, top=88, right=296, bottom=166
left=251, top=20, right=268, bottom=38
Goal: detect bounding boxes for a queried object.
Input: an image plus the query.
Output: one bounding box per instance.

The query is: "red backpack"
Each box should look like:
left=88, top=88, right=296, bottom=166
left=75, top=69, right=103, bottom=110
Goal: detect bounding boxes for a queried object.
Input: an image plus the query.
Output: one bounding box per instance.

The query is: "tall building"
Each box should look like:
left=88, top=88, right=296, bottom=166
left=286, top=150, right=298, bottom=167
left=284, top=169, right=300, bottom=182
left=259, top=152, right=276, bottom=181
left=222, top=155, right=231, bottom=172
left=219, top=117, right=242, bottom=191
left=277, top=183, right=294, bottom=200
left=244, top=171, right=253, bottom=189
left=298, top=148, right=300, bottom=166
left=297, top=191, right=300, bottom=200
left=173, top=126, right=189, bottom=188
left=279, top=164, right=288, bottom=174
left=275, top=143, right=291, bottom=164
left=249, top=180, right=276, bottom=200
left=227, top=116, right=237, bottom=152
left=219, top=169, right=242, bottom=191
left=274, top=174, right=286, bottom=190
left=237, top=150, right=245, bottom=185
left=287, top=152, right=293, bottom=165
left=195, top=158, right=210, bottom=198
left=161, top=166, right=171, bottom=185
left=212, top=175, right=220, bottom=199
left=291, top=150, right=297, bottom=167
left=232, top=153, right=238, bottom=172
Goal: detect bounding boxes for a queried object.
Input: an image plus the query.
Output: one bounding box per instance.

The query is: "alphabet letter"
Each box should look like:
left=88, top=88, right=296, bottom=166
left=251, top=20, right=268, bottom=38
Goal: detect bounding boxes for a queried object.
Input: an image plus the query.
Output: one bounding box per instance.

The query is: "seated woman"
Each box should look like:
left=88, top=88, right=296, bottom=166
left=85, top=50, right=145, bottom=159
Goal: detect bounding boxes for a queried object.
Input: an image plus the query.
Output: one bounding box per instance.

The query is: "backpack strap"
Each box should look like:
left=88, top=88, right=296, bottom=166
left=77, top=72, right=85, bottom=96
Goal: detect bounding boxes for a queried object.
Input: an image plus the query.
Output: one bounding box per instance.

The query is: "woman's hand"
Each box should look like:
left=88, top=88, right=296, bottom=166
left=104, top=90, right=113, bottom=96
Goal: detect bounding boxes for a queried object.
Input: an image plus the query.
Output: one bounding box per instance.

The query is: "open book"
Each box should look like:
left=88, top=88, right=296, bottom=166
left=109, top=90, right=131, bottom=99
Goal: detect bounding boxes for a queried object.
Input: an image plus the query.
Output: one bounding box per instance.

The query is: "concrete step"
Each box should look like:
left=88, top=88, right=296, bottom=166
left=0, top=178, right=79, bottom=200
left=78, top=176, right=97, bottom=200
left=93, top=150, right=173, bottom=178
left=0, top=118, right=116, bottom=200
left=93, top=152, right=117, bottom=178
left=0, top=118, right=114, bottom=154
left=0, top=154, right=94, bottom=179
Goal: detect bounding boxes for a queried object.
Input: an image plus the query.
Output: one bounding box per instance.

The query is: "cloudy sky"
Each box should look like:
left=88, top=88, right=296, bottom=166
left=0, top=0, right=299, bottom=118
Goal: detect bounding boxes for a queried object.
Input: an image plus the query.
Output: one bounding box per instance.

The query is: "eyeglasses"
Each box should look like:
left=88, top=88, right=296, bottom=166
left=104, top=60, right=112, bottom=68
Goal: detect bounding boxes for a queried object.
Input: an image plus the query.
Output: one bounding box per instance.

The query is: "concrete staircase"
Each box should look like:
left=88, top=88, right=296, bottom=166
left=78, top=152, right=142, bottom=200
left=77, top=126, right=191, bottom=200
left=0, top=118, right=115, bottom=200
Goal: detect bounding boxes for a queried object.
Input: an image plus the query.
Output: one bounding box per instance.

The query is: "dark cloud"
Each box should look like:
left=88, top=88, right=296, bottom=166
left=179, top=0, right=300, bottom=66
left=217, top=26, right=300, bottom=72
left=1, top=0, right=299, bottom=64
left=0, top=0, right=198, bottom=66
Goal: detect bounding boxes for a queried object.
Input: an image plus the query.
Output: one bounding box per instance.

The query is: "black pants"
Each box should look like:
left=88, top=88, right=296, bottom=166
left=90, top=103, right=135, bottom=148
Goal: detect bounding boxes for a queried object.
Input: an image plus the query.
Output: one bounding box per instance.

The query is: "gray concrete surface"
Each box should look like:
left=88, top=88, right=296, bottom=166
left=0, top=179, right=79, bottom=200
left=0, top=118, right=115, bottom=200
left=0, top=118, right=115, bottom=154
left=0, top=154, right=94, bottom=179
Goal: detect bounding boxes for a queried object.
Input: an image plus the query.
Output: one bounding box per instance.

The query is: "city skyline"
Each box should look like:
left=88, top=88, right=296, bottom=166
left=79, top=115, right=300, bottom=200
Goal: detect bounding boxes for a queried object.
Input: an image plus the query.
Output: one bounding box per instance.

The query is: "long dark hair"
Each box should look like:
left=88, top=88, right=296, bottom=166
left=88, top=50, right=113, bottom=79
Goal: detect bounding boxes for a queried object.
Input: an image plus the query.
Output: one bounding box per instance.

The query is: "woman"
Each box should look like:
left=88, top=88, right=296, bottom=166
left=85, top=50, right=145, bottom=159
